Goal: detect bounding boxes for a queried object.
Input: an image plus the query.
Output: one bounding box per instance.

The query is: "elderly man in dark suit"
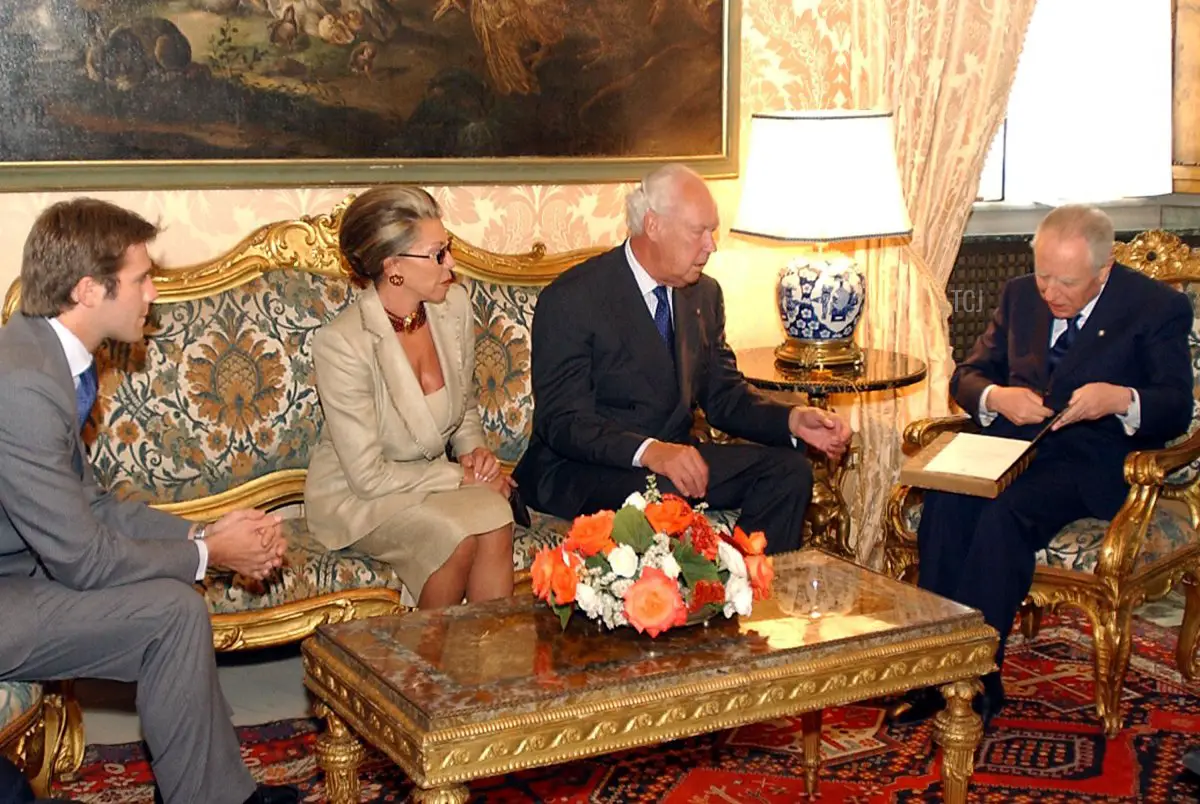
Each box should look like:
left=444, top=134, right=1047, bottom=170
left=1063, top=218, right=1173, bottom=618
left=513, top=164, right=852, bottom=553
left=894, top=204, right=1194, bottom=727
left=0, top=200, right=297, bottom=804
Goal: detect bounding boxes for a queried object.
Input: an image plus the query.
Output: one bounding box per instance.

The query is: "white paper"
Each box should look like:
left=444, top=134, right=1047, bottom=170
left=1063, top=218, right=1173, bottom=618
left=922, top=433, right=1031, bottom=481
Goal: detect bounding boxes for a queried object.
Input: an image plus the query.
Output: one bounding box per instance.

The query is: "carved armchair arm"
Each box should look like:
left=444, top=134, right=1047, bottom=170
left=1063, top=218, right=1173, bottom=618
left=1094, top=428, right=1200, bottom=582
left=884, top=416, right=977, bottom=579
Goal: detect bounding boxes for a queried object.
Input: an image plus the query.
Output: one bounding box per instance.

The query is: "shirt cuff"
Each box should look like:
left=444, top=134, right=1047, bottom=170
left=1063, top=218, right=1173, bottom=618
left=194, top=540, right=209, bottom=582
left=633, top=438, right=655, bottom=467
left=978, top=384, right=999, bottom=426
left=1116, top=387, right=1141, bottom=435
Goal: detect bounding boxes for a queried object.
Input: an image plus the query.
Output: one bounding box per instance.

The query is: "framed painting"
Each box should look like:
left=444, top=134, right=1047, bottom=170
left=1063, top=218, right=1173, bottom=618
left=0, top=0, right=740, bottom=190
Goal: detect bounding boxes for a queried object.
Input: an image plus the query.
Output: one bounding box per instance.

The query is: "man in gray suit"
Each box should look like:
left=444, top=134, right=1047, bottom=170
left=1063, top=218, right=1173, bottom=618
left=0, top=199, right=297, bottom=804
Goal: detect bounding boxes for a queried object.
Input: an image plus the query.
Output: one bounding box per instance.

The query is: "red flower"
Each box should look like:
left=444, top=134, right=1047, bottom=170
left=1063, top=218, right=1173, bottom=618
left=531, top=547, right=582, bottom=605
left=688, top=579, right=726, bottom=613
left=688, top=516, right=720, bottom=561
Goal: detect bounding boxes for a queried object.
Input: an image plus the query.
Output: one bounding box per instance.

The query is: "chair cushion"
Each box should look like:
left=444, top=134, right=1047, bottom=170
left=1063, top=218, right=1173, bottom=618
left=1038, top=506, right=1196, bottom=574
left=201, top=519, right=403, bottom=615
left=512, top=508, right=741, bottom=572
left=904, top=500, right=1194, bottom=576
left=0, top=682, right=41, bottom=730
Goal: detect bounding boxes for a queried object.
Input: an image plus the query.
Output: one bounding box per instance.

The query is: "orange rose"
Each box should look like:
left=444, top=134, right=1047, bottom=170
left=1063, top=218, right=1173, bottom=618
left=551, top=551, right=581, bottom=605
left=745, top=555, right=775, bottom=601
left=623, top=567, right=687, bottom=638
left=731, top=526, right=768, bottom=556
left=645, top=494, right=693, bottom=536
left=531, top=548, right=581, bottom=605
left=564, top=510, right=616, bottom=557
left=530, top=547, right=559, bottom=602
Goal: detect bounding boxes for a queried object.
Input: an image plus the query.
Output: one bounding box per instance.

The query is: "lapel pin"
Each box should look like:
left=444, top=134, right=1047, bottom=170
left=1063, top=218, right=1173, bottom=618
left=1098, top=329, right=1105, bottom=337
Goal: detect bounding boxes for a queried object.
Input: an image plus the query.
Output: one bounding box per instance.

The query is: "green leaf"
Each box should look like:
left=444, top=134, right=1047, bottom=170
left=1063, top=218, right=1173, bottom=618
left=584, top=553, right=612, bottom=573
left=674, top=542, right=720, bottom=587
left=611, top=506, right=654, bottom=552
left=550, top=598, right=573, bottom=630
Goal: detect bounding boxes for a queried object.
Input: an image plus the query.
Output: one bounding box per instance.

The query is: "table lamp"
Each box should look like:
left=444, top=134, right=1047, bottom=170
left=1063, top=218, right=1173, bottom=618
left=732, top=110, right=913, bottom=369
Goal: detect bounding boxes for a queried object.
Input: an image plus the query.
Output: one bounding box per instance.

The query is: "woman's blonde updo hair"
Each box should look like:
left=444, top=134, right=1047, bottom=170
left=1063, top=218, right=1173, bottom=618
left=339, top=186, right=442, bottom=284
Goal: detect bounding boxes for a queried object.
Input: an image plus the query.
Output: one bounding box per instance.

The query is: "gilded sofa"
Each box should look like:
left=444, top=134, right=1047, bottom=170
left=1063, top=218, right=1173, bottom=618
left=884, top=230, right=1200, bottom=736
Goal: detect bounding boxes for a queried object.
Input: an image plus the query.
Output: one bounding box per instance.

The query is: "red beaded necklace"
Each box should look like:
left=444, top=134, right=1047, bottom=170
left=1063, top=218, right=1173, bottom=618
left=384, top=304, right=427, bottom=334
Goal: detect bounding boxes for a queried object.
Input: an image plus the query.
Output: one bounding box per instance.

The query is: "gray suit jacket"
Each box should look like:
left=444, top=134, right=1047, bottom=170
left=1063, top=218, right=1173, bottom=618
left=0, top=314, right=196, bottom=675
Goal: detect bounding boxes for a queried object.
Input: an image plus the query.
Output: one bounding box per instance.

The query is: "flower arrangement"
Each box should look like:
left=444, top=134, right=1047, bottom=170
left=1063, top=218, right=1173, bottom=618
left=530, top=479, right=775, bottom=637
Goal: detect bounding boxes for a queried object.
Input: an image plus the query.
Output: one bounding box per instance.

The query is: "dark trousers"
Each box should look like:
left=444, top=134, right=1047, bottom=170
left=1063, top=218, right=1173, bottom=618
left=917, top=457, right=1121, bottom=670
left=573, top=443, right=813, bottom=554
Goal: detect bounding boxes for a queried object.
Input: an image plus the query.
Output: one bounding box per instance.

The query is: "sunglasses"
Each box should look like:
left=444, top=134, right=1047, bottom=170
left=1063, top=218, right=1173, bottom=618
left=396, top=239, right=453, bottom=266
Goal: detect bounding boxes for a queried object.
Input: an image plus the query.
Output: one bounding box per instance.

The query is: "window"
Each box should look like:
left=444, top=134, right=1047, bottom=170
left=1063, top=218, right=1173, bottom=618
left=975, top=0, right=1172, bottom=205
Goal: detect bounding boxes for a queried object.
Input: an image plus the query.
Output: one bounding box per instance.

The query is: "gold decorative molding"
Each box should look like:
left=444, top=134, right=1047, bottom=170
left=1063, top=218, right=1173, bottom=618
left=1112, top=230, right=1200, bottom=283
left=211, top=592, right=407, bottom=651
left=0, top=695, right=46, bottom=796
left=151, top=470, right=307, bottom=523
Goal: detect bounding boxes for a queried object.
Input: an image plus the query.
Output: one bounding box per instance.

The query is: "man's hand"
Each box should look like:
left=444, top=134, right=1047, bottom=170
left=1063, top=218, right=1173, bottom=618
left=988, top=386, right=1053, bottom=426
left=788, top=406, right=852, bottom=461
left=204, top=509, right=286, bottom=580
left=641, top=441, right=709, bottom=498
left=459, top=446, right=500, bottom=483
left=1052, top=382, right=1134, bottom=429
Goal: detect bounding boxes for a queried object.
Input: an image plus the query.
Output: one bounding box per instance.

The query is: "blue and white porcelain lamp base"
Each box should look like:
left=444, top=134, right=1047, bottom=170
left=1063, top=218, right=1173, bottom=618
left=775, top=254, right=865, bottom=369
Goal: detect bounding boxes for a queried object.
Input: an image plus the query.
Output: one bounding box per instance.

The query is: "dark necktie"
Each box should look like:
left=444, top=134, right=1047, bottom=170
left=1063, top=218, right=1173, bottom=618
left=652, top=285, right=674, bottom=353
left=76, top=364, right=98, bottom=432
left=1047, top=315, right=1081, bottom=375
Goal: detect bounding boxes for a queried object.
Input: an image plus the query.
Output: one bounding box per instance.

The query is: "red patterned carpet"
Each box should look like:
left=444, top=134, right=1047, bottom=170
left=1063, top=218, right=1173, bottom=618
left=56, top=613, right=1200, bottom=803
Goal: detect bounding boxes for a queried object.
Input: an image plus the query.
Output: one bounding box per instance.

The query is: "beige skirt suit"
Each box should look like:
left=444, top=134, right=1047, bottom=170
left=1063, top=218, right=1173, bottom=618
left=305, top=283, right=512, bottom=594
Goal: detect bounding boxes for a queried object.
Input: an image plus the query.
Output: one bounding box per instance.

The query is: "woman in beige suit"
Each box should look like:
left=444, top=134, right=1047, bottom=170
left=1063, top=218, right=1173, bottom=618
left=305, top=186, right=514, bottom=608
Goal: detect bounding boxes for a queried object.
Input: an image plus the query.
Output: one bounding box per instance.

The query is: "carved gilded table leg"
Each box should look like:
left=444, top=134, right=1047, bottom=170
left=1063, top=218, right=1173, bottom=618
left=411, top=785, right=470, bottom=804
left=314, top=702, right=365, bottom=804
left=933, top=680, right=983, bottom=804
left=1177, top=568, right=1200, bottom=680
left=801, top=709, right=822, bottom=796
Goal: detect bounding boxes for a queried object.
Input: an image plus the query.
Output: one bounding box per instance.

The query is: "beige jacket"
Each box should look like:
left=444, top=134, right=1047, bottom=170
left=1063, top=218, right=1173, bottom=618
left=304, top=283, right=486, bottom=550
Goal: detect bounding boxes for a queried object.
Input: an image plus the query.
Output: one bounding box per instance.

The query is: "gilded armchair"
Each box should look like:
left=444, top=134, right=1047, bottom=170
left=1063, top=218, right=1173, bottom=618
left=884, top=230, right=1200, bottom=738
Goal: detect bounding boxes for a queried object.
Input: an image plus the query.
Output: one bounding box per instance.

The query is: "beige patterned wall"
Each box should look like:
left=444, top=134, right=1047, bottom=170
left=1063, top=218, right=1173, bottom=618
left=0, top=0, right=848, bottom=354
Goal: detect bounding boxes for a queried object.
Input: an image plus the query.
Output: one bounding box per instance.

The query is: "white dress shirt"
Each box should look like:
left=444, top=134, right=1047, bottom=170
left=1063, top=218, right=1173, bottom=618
left=48, top=318, right=207, bottom=580
left=977, top=282, right=1141, bottom=433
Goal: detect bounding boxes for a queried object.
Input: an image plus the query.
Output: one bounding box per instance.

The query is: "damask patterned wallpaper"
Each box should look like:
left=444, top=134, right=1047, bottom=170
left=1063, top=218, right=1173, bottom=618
left=0, top=0, right=847, bottom=350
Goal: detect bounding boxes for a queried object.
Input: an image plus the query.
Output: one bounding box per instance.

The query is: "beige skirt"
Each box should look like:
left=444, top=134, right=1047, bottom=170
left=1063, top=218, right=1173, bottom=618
left=352, top=485, right=513, bottom=597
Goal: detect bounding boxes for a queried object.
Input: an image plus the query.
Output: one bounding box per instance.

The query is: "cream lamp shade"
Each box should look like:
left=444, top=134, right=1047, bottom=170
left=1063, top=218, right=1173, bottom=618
left=732, top=110, right=912, bottom=368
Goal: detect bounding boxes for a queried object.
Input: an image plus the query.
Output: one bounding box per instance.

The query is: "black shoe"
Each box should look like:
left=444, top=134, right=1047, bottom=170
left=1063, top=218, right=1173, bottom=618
left=245, top=785, right=299, bottom=804
left=887, top=687, right=945, bottom=725
left=973, top=673, right=1006, bottom=730
left=1184, top=748, right=1200, bottom=776
left=155, top=783, right=298, bottom=804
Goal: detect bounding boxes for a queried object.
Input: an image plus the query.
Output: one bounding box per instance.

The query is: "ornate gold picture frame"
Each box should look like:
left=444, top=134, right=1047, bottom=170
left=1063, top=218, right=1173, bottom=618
left=0, top=0, right=740, bottom=190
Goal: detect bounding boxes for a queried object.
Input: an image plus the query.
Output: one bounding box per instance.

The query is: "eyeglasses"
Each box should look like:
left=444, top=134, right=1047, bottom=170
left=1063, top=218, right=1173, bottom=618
left=396, top=240, right=453, bottom=266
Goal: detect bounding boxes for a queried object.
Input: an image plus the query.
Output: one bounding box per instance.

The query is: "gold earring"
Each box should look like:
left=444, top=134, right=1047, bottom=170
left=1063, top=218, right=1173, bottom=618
left=388, top=275, right=404, bottom=287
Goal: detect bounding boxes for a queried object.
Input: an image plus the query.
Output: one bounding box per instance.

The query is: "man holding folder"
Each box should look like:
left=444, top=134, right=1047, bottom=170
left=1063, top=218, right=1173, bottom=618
left=895, top=204, right=1194, bottom=726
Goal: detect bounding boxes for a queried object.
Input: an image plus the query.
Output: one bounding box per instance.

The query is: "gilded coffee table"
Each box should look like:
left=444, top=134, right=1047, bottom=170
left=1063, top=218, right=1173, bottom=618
left=302, top=550, right=998, bottom=803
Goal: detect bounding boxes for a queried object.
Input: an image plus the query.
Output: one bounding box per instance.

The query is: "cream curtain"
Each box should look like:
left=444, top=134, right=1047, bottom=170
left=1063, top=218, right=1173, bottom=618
left=838, top=0, right=1039, bottom=566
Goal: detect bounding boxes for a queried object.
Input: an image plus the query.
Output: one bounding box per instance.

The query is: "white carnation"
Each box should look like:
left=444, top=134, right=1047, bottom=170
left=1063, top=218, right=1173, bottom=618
left=724, top=575, right=753, bottom=617
left=660, top=553, right=681, bottom=580
left=718, top=541, right=747, bottom=579
left=575, top=583, right=602, bottom=617
left=623, top=491, right=648, bottom=510
left=609, top=544, right=638, bottom=578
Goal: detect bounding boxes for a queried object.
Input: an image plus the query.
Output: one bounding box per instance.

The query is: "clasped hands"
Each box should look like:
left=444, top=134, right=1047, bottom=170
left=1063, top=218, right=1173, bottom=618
left=641, top=406, right=852, bottom=499
left=988, top=383, right=1133, bottom=428
left=200, top=509, right=287, bottom=580
left=460, top=446, right=517, bottom=498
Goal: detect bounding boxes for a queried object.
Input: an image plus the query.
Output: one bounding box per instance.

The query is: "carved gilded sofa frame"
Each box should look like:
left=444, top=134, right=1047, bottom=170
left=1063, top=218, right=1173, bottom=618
left=883, top=230, right=1200, bottom=737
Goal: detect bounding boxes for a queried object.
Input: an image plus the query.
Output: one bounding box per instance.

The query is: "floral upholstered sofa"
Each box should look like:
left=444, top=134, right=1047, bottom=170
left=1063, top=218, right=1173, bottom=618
left=883, top=230, right=1200, bottom=737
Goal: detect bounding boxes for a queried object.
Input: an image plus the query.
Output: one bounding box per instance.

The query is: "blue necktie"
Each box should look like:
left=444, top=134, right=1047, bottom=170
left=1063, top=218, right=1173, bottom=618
left=652, top=285, right=674, bottom=354
left=1047, top=315, right=1080, bottom=375
left=76, top=364, right=98, bottom=432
